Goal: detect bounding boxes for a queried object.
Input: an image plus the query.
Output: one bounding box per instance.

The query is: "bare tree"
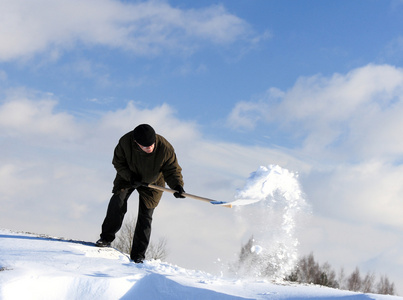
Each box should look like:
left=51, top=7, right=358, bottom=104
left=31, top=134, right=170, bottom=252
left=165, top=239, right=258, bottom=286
left=289, top=253, right=338, bottom=288
left=238, top=236, right=255, bottom=264
left=285, top=254, right=396, bottom=296
left=146, top=237, right=168, bottom=260
left=347, top=267, right=362, bottom=292
left=337, top=267, right=346, bottom=290
left=298, top=252, right=321, bottom=284
left=112, top=215, right=169, bottom=261
left=320, top=262, right=338, bottom=288
left=112, top=219, right=134, bottom=254
left=230, top=236, right=260, bottom=277
left=361, top=271, right=375, bottom=293
left=377, top=275, right=395, bottom=295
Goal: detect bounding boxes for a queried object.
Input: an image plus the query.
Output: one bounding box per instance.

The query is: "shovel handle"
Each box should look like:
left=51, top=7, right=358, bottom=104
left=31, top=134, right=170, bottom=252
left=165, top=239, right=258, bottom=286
left=141, top=183, right=232, bottom=208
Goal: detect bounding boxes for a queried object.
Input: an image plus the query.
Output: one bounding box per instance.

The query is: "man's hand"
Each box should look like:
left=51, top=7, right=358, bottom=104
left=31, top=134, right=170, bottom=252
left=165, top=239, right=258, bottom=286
left=173, top=185, right=186, bottom=198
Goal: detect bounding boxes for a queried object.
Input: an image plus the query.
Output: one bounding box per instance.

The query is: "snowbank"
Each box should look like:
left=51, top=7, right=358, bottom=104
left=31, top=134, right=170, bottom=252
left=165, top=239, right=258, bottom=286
left=0, top=229, right=401, bottom=300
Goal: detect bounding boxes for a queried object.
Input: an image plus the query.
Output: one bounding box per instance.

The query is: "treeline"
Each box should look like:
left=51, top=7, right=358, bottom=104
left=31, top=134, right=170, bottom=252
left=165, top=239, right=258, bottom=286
left=232, top=237, right=396, bottom=296
left=286, top=253, right=396, bottom=295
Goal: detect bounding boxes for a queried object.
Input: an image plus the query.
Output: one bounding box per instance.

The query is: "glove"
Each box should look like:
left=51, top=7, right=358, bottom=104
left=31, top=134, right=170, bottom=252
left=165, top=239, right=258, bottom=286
left=173, top=185, right=185, bottom=198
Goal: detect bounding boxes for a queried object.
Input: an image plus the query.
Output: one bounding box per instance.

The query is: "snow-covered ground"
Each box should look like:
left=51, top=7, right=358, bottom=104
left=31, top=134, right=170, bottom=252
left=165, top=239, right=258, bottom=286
left=0, top=229, right=401, bottom=300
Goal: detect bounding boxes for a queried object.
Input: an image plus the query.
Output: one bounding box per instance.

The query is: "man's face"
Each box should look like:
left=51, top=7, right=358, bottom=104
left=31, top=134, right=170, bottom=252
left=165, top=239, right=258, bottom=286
left=137, top=142, right=155, bottom=153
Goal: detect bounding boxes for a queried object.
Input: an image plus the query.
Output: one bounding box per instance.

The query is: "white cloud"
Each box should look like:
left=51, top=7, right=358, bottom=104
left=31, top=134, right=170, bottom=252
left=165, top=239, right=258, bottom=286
left=0, top=0, right=255, bottom=61
left=228, top=64, right=403, bottom=163
left=226, top=87, right=283, bottom=130
left=302, top=161, right=403, bottom=230
left=383, top=36, right=403, bottom=62
left=226, top=101, right=264, bottom=130
left=0, top=89, right=81, bottom=142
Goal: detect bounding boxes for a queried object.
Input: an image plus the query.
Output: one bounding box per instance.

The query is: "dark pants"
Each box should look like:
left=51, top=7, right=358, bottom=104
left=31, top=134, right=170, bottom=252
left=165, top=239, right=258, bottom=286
left=100, top=187, right=161, bottom=260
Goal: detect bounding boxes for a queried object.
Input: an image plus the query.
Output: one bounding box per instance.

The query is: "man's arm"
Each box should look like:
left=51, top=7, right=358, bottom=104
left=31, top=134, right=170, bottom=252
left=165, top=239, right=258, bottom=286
left=161, top=150, right=184, bottom=190
left=112, top=142, right=132, bottom=182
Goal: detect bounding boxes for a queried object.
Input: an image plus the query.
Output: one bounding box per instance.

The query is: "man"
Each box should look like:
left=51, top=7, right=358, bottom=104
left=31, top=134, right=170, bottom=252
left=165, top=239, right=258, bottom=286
left=96, top=124, right=185, bottom=263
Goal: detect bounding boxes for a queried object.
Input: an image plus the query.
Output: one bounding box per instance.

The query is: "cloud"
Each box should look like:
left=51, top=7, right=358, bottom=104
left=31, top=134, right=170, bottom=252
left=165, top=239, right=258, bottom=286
left=383, top=36, right=403, bottom=61
left=227, top=64, right=403, bottom=163
left=226, top=101, right=264, bottom=130
left=0, top=0, right=255, bottom=61
left=0, top=89, right=80, bottom=141
left=226, top=86, right=283, bottom=130
left=302, top=161, right=403, bottom=230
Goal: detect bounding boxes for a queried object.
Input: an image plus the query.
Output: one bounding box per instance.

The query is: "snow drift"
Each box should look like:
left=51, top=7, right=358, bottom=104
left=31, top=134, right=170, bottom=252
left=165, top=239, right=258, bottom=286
left=1, top=231, right=401, bottom=299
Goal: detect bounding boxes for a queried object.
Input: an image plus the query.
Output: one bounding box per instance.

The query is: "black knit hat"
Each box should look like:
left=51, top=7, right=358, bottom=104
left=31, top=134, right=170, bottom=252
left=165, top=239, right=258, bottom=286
left=133, top=124, right=156, bottom=147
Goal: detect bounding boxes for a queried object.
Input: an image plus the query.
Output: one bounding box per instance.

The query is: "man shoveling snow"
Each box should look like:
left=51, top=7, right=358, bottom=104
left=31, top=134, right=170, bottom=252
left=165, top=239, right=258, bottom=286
left=96, top=124, right=185, bottom=263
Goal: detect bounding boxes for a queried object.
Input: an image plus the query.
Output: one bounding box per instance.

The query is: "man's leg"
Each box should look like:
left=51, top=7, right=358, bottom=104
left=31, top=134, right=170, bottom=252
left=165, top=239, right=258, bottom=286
left=99, top=188, right=134, bottom=243
left=130, top=186, right=163, bottom=262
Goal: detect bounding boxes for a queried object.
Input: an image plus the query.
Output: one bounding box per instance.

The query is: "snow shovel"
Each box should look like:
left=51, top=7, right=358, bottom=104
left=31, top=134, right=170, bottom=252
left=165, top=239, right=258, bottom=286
left=140, top=182, right=233, bottom=208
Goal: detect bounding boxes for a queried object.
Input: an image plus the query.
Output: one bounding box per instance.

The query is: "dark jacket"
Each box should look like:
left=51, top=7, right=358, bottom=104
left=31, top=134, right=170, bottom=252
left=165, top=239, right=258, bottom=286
left=112, top=132, right=184, bottom=198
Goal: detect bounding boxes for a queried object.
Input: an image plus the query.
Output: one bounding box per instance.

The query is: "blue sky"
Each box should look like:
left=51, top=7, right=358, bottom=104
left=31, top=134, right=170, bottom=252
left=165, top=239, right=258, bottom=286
left=1, top=0, right=403, bottom=293
left=2, top=0, right=403, bottom=146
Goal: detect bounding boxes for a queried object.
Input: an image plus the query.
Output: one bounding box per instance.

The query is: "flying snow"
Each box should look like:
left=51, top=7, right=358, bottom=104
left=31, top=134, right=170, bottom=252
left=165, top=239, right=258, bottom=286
left=250, top=245, right=263, bottom=255
left=232, top=165, right=310, bottom=280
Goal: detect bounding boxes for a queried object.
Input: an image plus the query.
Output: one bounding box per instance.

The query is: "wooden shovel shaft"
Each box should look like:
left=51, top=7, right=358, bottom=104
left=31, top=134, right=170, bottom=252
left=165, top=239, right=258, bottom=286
left=144, top=183, right=232, bottom=208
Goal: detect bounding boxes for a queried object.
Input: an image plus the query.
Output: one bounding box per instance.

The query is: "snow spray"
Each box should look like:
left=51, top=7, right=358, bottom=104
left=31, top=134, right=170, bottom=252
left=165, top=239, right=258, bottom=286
left=231, top=165, right=310, bottom=280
